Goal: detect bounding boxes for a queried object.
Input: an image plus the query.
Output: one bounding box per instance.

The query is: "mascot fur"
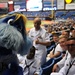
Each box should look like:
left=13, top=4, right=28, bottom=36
left=0, top=12, right=32, bottom=75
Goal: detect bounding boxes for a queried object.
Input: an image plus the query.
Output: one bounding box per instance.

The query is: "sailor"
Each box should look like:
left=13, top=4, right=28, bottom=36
left=51, top=37, right=75, bottom=75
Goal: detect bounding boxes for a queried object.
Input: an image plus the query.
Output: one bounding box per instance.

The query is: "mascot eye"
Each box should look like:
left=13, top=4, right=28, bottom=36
left=7, top=19, right=14, bottom=25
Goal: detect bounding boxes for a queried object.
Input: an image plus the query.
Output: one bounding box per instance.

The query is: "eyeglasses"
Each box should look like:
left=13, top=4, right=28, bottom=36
left=67, top=44, right=75, bottom=47
left=59, top=41, right=65, bottom=44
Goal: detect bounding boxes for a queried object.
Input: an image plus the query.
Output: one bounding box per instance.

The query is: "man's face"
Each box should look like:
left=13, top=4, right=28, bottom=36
left=53, top=36, right=59, bottom=43
left=33, top=19, right=41, bottom=30
left=66, top=40, right=75, bottom=57
left=59, top=38, right=67, bottom=50
left=62, top=31, right=69, bottom=38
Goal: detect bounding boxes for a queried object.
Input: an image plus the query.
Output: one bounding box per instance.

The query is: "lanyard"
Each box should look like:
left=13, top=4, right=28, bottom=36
left=66, top=59, right=75, bottom=75
left=24, top=59, right=34, bottom=75
left=66, top=52, right=68, bottom=60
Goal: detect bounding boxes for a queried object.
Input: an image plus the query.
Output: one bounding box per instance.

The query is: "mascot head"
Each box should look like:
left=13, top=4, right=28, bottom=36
left=0, top=12, right=32, bottom=55
left=0, top=12, right=27, bottom=38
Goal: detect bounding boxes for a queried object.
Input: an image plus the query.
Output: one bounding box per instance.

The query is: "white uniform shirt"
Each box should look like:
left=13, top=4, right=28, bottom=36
left=29, top=28, right=50, bottom=63
left=28, top=27, right=50, bottom=73
left=29, top=28, right=50, bottom=51
left=51, top=54, right=75, bottom=75
left=57, top=51, right=71, bottom=70
left=46, top=44, right=64, bottom=61
left=54, top=44, right=64, bottom=54
left=17, top=54, right=36, bottom=75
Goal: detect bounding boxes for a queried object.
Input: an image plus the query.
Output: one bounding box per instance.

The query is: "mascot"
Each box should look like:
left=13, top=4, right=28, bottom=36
left=0, top=12, right=32, bottom=75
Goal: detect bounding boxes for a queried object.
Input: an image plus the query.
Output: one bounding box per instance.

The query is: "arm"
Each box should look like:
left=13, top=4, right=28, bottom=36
left=47, top=51, right=61, bottom=58
left=51, top=51, right=61, bottom=58
left=52, top=54, right=66, bottom=72
left=35, top=30, right=51, bottom=46
left=51, top=63, right=67, bottom=75
left=35, top=38, right=51, bottom=46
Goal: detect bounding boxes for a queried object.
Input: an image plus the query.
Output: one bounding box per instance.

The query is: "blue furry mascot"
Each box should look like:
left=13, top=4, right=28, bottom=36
left=0, top=12, right=32, bottom=75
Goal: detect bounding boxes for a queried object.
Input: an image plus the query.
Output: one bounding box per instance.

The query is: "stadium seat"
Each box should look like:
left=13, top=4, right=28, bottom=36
left=47, top=44, right=56, bottom=54
left=54, top=53, right=63, bottom=63
left=40, top=53, right=63, bottom=75
left=40, top=58, right=55, bottom=75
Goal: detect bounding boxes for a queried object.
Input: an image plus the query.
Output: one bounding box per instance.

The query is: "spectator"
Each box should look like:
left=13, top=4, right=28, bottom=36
left=61, top=30, right=70, bottom=38
left=70, top=27, right=75, bottom=38
left=47, top=33, right=59, bottom=54
left=51, top=37, right=75, bottom=75
left=52, top=51, right=70, bottom=72
left=17, top=46, right=37, bottom=75
left=47, top=35, right=67, bottom=61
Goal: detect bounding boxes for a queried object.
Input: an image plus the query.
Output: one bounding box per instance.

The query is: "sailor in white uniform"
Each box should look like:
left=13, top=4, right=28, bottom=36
left=17, top=46, right=37, bottom=75
left=52, top=50, right=71, bottom=72
left=51, top=37, right=75, bottom=75
left=28, top=17, right=51, bottom=74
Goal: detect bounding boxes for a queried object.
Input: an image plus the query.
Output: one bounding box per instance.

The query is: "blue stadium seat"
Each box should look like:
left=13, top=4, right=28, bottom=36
left=40, top=58, right=55, bottom=75
left=47, top=44, right=56, bottom=54
left=40, top=53, right=63, bottom=75
left=54, top=53, right=63, bottom=63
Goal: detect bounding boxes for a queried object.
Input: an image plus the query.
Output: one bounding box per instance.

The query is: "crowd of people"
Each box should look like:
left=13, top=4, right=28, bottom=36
left=0, top=12, right=75, bottom=75
left=27, top=17, right=75, bottom=75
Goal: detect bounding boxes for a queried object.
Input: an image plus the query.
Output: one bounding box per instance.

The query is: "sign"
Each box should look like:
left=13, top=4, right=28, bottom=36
left=57, top=0, right=64, bottom=10
left=26, top=0, right=42, bottom=11
left=66, top=3, right=75, bottom=9
left=65, top=0, right=75, bottom=9
left=14, top=1, right=26, bottom=11
left=43, top=0, right=57, bottom=11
